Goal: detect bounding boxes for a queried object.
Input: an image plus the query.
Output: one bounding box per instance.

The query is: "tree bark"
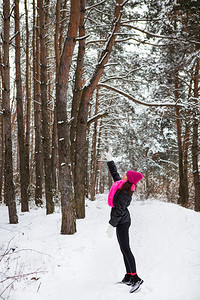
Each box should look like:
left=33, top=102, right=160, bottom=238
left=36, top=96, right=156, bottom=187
left=182, top=79, right=193, bottom=205
left=38, top=0, right=54, bottom=214
left=56, top=0, right=80, bottom=234
left=3, top=0, right=18, bottom=223
left=192, top=60, right=200, bottom=211
left=15, top=0, right=29, bottom=212
left=0, top=113, right=3, bottom=203
left=33, top=1, right=43, bottom=206
left=75, top=0, right=124, bottom=219
left=174, top=73, right=186, bottom=206
left=52, top=0, right=61, bottom=192
left=24, top=0, right=30, bottom=191
left=96, top=119, right=103, bottom=194
left=90, top=89, right=99, bottom=201
left=70, top=0, right=86, bottom=181
left=183, top=115, right=190, bottom=204
left=59, top=0, right=68, bottom=56
left=85, top=103, right=92, bottom=199
left=0, top=48, right=4, bottom=203
left=0, top=104, right=3, bottom=204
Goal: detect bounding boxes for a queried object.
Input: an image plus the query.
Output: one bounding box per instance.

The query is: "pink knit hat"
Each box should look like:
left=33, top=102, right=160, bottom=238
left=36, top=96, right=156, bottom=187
left=126, top=170, right=143, bottom=185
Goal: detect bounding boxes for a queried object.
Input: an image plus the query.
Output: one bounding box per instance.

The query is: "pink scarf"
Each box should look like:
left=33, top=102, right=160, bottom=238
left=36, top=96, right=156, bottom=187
left=108, top=180, right=135, bottom=207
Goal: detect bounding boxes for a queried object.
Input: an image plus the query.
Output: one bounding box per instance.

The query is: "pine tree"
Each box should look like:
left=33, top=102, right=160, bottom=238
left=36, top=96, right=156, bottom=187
left=56, top=0, right=81, bottom=234
left=15, top=0, right=29, bottom=212
left=3, top=0, right=18, bottom=223
left=38, top=0, right=54, bottom=214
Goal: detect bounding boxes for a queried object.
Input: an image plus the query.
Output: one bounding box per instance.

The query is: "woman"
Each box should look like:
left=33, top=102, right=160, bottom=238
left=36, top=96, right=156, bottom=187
left=105, top=151, right=144, bottom=293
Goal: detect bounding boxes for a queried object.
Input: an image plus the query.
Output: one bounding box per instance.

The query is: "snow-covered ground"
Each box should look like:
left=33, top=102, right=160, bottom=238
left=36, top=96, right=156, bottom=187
left=0, top=195, right=200, bottom=300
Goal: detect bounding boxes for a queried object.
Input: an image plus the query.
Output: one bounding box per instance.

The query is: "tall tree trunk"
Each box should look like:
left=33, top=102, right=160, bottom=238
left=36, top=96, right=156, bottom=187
left=183, top=115, right=190, bottom=204
left=59, top=0, right=68, bottom=56
left=85, top=103, right=92, bottom=199
left=70, top=0, right=86, bottom=181
left=0, top=48, right=4, bottom=203
left=3, top=0, right=18, bottom=223
left=38, top=0, right=54, bottom=214
left=75, top=0, right=124, bottom=219
left=90, top=89, right=99, bottom=201
left=24, top=0, right=30, bottom=191
left=0, top=99, right=3, bottom=204
left=182, top=79, right=193, bottom=205
left=15, top=0, right=29, bottom=212
left=52, top=0, right=61, bottom=192
left=56, top=0, right=80, bottom=234
left=33, top=1, right=43, bottom=206
left=192, top=60, right=200, bottom=211
left=51, top=114, right=57, bottom=192
left=174, top=73, right=186, bottom=206
left=96, top=119, right=103, bottom=194
left=144, top=148, right=150, bottom=198
left=0, top=115, right=3, bottom=204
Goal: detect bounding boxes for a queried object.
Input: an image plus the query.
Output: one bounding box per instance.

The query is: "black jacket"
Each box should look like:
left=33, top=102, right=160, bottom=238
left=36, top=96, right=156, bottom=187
left=107, top=161, right=132, bottom=227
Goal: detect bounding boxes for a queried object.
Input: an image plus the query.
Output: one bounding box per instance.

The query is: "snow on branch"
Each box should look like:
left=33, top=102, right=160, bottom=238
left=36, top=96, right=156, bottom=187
left=115, top=36, right=167, bottom=47
left=29, top=98, right=54, bottom=112
left=98, top=83, right=185, bottom=108
left=121, top=24, right=200, bottom=45
left=101, top=68, right=141, bottom=83
left=120, top=18, right=163, bottom=23
left=9, top=31, right=19, bottom=43
left=86, top=0, right=107, bottom=10
left=87, top=111, right=108, bottom=126
left=121, top=0, right=129, bottom=6
left=84, top=0, right=124, bottom=94
left=76, top=34, right=90, bottom=41
left=86, top=39, right=106, bottom=46
left=159, top=159, right=178, bottom=167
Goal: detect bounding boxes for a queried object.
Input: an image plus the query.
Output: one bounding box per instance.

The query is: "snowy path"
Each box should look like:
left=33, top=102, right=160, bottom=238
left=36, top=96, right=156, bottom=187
left=0, top=195, right=200, bottom=300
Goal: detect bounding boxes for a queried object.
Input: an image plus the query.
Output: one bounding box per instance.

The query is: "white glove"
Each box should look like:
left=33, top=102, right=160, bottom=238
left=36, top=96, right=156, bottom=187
left=104, top=147, right=113, bottom=162
left=106, top=224, right=114, bottom=238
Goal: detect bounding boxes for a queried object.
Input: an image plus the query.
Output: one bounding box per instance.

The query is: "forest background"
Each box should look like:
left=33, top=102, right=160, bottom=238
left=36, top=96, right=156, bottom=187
left=0, top=0, right=200, bottom=234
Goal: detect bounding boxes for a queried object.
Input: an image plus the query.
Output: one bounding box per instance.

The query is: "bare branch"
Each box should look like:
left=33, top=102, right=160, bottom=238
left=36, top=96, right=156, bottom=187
left=0, top=237, right=15, bottom=262
left=159, top=159, right=178, bottom=167
left=122, top=0, right=129, bottom=6
left=30, top=98, right=54, bottom=111
left=86, top=0, right=106, bottom=10
left=87, top=111, right=108, bottom=126
left=115, top=36, right=168, bottom=47
left=120, top=18, right=163, bottom=23
left=0, top=279, right=15, bottom=299
left=98, top=83, right=185, bottom=108
left=86, top=39, right=106, bottom=46
left=121, top=23, right=200, bottom=45
left=0, top=247, right=53, bottom=259
left=9, top=31, right=19, bottom=43
left=76, top=34, right=90, bottom=41
left=0, top=270, right=47, bottom=284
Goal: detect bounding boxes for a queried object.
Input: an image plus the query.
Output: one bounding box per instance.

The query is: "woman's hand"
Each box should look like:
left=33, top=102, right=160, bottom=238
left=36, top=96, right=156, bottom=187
left=106, top=224, right=115, bottom=238
left=104, top=147, right=113, bottom=162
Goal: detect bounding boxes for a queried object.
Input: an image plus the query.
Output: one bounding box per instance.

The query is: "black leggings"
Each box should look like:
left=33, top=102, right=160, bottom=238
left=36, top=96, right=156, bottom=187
left=116, top=222, right=137, bottom=274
